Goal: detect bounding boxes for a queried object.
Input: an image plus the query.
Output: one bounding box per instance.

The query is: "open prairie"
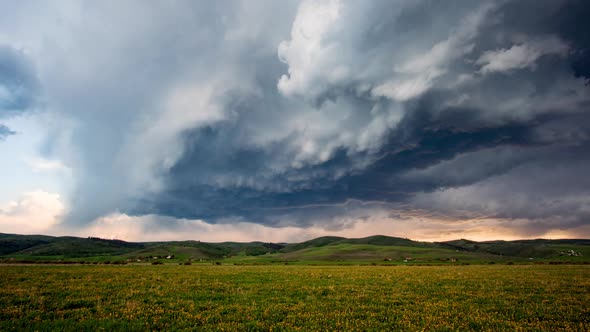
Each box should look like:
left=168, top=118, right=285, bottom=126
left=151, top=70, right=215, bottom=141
left=1, top=265, right=588, bottom=331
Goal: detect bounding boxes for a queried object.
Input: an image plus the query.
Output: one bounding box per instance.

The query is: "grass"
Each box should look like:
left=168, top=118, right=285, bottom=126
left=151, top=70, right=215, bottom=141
left=0, top=265, right=588, bottom=331
left=219, top=243, right=519, bottom=265
left=280, top=243, right=490, bottom=261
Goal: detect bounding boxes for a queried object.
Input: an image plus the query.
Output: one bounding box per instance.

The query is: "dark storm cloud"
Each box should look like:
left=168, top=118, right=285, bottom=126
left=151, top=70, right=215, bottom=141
left=0, top=44, right=39, bottom=143
left=41, top=0, right=301, bottom=225
left=0, top=45, right=39, bottom=113
left=4, top=0, right=586, bottom=237
left=141, top=103, right=538, bottom=227
left=0, top=124, right=15, bottom=140
left=123, top=0, right=590, bottom=234
left=502, top=0, right=590, bottom=81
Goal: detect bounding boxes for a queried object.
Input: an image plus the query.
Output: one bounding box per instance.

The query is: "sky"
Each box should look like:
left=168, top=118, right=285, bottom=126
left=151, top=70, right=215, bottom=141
left=1, top=0, right=590, bottom=242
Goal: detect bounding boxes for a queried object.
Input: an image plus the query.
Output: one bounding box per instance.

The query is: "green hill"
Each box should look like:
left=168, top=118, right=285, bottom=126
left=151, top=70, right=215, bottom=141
left=280, top=236, right=346, bottom=253
left=0, top=234, right=144, bottom=258
left=439, top=239, right=590, bottom=260
left=342, top=235, right=433, bottom=247
left=0, top=233, right=588, bottom=264
left=280, top=235, right=429, bottom=253
left=0, top=234, right=56, bottom=255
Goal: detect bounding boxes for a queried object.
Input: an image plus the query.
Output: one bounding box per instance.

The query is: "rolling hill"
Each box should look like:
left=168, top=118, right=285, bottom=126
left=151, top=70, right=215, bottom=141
left=0, top=233, right=588, bottom=264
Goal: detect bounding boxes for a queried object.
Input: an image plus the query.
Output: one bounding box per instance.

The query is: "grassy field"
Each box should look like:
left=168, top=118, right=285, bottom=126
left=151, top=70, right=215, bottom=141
left=1, top=265, right=588, bottom=331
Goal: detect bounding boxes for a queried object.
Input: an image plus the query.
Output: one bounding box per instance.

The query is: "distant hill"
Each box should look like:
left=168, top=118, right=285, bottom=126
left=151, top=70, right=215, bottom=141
left=0, top=234, right=55, bottom=255
left=280, top=235, right=433, bottom=254
left=438, top=238, right=590, bottom=258
left=280, top=236, right=347, bottom=253
left=0, top=234, right=144, bottom=258
left=0, top=233, right=588, bottom=264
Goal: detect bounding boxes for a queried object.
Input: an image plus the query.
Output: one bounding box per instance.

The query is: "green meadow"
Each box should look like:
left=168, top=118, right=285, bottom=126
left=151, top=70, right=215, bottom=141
left=1, top=265, right=588, bottom=331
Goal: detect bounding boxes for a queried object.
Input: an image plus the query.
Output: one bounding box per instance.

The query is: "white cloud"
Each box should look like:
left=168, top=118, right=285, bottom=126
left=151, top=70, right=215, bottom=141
left=278, top=1, right=492, bottom=103
left=26, top=157, right=69, bottom=173
left=372, top=4, right=492, bottom=102
left=0, top=190, right=65, bottom=234
left=115, top=82, right=229, bottom=196
left=477, top=37, right=569, bottom=74
left=277, top=0, right=345, bottom=99
left=371, top=76, right=434, bottom=102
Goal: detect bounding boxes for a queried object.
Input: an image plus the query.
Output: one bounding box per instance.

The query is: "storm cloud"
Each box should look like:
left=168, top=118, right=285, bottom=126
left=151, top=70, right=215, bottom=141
left=0, top=45, right=39, bottom=113
left=0, top=44, right=39, bottom=139
left=1, top=0, right=589, bottom=240
left=0, top=124, right=15, bottom=140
